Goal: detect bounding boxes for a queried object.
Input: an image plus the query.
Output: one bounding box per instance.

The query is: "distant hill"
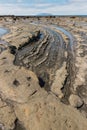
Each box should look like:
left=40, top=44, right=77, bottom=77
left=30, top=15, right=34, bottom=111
left=37, top=13, right=53, bottom=16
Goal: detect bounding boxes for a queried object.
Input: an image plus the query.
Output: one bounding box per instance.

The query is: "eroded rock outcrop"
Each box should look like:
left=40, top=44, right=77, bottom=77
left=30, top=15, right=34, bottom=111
left=0, top=17, right=87, bottom=130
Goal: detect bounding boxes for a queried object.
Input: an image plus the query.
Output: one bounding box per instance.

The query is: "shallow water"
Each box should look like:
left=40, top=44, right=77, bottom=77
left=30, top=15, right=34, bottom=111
left=51, top=25, right=75, bottom=56
left=51, top=25, right=73, bottom=44
left=0, top=27, right=9, bottom=51
left=0, top=27, right=8, bottom=37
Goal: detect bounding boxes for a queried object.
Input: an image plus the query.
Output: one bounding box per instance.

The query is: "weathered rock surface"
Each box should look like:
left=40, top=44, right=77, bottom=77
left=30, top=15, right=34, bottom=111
left=0, top=50, right=40, bottom=103
left=51, top=62, right=67, bottom=98
left=14, top=91, right=87, bottom=130
left=0, top=48, right=87, bottom=130
left=0, top=99, right=16, bottom=130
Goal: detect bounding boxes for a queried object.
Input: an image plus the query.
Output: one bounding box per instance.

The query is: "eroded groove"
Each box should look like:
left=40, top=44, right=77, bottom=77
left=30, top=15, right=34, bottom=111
left=61, top=38, right=76, bottom=104
left=13, top=118, right=25, bottom=130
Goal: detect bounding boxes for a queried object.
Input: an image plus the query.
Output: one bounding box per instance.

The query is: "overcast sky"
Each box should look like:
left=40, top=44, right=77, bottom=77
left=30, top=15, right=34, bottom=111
left=0, top=0, right=87, bottom=15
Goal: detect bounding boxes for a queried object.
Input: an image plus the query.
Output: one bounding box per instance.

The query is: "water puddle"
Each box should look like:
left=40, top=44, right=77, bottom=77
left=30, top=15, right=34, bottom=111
left=50, top=25, right=73, bottom=44
left=0, top=27, right=8, bottom=37
left=0, top=27, right=9, bottom=53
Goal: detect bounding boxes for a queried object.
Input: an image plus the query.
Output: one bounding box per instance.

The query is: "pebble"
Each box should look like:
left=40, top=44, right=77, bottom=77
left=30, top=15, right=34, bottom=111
left=69, top=94, right=84, bottom=108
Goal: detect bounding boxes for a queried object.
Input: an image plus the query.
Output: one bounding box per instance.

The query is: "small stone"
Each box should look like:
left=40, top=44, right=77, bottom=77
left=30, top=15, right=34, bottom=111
left=69, top=94, right=84, bottom=108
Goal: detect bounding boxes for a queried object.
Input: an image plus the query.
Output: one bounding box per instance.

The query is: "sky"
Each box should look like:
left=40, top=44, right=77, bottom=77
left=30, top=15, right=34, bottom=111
left=0, top=0, right=87, bottom=15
